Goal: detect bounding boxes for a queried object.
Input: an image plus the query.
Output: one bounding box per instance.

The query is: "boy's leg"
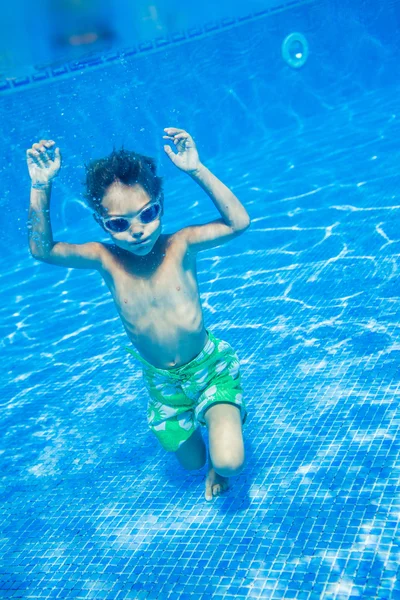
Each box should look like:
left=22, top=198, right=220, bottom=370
left=174, top=426, right=207, bottom=470
left=204, top=403, right=245, bottom=477
left=190, top=332, right=247, bottom=479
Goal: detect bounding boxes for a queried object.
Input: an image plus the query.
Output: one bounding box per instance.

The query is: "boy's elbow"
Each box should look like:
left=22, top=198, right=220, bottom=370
left=235, top=218, right=251, bottom=231
left=29, top=238, right=55, bottom=261
left=29, top=245, right=41, bottom=260
left=29, top=246, right=52, bottom=262
left=30, top=251, right=47, bottom=262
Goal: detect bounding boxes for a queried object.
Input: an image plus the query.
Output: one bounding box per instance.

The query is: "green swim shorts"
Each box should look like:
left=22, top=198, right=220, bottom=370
left=125, top=330, right=247, bottom=452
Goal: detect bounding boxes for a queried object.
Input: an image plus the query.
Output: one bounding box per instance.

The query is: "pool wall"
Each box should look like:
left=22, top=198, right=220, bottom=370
left=0, top=0, right=399, bottom=260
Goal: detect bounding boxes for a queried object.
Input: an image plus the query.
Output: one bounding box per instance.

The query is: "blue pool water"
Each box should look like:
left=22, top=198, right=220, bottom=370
left=1, top=1, right=400, bottom=598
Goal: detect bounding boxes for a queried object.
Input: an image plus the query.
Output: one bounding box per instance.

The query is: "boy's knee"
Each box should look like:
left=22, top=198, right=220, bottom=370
left=176, top=451, right=207, bottom=471
left=183, top=456, right=207, bottom=471
left=211, top=448, right=245, bottom=476
left=214, top=460, right=245, bottom=478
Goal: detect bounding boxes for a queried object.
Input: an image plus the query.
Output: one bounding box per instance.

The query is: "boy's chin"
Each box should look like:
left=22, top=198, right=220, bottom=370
left=118, top=238, right=155, bottom=255
left=131, top=242, right=152, bottom=253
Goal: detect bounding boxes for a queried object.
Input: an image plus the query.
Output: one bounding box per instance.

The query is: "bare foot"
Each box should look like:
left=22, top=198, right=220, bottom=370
left=205, top=464, right=230, bottom=502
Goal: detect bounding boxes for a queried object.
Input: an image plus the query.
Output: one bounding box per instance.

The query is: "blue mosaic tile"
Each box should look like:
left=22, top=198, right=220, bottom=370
left=2, top=0, right=400, bottom=599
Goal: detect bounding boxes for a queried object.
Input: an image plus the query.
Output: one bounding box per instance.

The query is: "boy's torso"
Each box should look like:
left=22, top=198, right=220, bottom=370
left=98, top=232, right=208, bottom=369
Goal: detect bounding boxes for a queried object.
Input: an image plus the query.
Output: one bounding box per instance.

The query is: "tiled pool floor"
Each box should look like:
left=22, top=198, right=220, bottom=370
left=1, top=87, right=400, bottom=599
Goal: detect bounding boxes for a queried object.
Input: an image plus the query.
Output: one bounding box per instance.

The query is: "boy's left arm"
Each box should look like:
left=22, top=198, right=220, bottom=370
left=163, top=127, right=251, bottom=253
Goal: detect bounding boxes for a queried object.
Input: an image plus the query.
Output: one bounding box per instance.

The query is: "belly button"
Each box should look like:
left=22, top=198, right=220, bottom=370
left=124, top=299, right=128, bottom=303
left=176, top=286, right=180, bottom=291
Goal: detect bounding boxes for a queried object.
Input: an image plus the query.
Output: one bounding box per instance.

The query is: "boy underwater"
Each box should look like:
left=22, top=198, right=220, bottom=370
left=27, top=128, right=251, bottom=502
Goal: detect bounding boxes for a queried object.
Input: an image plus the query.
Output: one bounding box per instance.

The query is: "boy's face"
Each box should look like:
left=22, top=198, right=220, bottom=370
left=95, top=181, right=163, bottom=257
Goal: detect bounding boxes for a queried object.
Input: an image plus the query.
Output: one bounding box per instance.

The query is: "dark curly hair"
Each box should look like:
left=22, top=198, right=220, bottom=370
left=84, top=148, right=164, bottom=214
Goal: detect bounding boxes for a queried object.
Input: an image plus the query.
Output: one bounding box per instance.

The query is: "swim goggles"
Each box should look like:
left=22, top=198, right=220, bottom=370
left=100, top=201, right=162, bottom=233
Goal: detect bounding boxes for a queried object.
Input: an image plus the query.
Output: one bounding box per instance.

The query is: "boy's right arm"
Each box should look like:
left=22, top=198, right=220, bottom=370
left=27, top=140, right=104, bottom=270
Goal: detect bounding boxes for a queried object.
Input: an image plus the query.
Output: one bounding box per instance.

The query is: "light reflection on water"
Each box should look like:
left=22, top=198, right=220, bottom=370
left=1, top=29, right=400, bottom=600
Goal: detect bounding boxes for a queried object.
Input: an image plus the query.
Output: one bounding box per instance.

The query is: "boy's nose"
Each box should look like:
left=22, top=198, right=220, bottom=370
left=131, top=232, right=145, bottom=241
left=129, top=223, right=145, bottom=237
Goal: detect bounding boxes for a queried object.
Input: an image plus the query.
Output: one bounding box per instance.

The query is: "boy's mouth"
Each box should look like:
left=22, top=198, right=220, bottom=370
left=132, top=238, right=150, bottom=246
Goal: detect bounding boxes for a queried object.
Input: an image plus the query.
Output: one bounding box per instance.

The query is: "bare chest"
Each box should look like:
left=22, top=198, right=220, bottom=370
left=100, top=236, right=202, bottom=336
left=118, top=255, right=196, bottom=315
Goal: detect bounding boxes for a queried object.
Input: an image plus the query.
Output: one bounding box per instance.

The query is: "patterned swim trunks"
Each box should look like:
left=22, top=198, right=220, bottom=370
left=124, top=330, right=247, bottom=452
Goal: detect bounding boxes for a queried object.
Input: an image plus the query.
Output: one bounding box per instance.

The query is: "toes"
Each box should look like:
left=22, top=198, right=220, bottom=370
left=205, top=485, right=213, bottom=502
left=213, top=484, right=221, bottom=497
left=205, top=483, right=221, bottom=501
left=205, top=472, right=231, bottom=501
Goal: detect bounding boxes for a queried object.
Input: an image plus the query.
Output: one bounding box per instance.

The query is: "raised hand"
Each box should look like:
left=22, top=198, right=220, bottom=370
left=163, top=128, right=201, bottom=173
left=27, top=140, right=61, bottom=188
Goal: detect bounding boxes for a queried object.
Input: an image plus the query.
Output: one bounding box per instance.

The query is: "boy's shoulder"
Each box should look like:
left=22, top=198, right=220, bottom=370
left=98, top=241, right=116, bottom=253
left=96, top=233, right=177, bottom=260
left=97, top=229, right=198, bottom=260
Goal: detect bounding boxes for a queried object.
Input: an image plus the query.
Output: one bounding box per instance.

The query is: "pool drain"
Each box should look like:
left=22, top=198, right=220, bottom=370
left=282, top=32, right=309, bottom=68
